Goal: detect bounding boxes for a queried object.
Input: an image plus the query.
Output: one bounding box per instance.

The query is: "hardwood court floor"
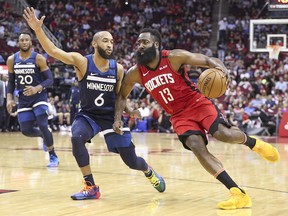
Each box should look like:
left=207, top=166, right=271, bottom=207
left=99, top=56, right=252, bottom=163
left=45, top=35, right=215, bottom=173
left=0, top=131, right=287, bottom=216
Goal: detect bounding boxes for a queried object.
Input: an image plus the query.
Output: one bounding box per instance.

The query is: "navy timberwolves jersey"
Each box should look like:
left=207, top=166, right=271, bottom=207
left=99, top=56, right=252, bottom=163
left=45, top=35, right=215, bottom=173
left=78, top=54, right=117, bottom=120
left=13, top=51, right=47, bottom=108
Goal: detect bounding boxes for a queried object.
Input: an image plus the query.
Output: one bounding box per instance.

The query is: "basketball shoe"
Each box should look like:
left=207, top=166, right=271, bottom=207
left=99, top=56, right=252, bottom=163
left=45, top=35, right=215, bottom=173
left=47, top=154, right=59, bottom=167
left=251, top=136, right=280, bottom=162
left=217, top=187, right=252, bottom=210
left=145, top=167, right=166, bottom=192
left=71, top=182, right=101, bottom=200
left=216, top=209, right=252, bottom=216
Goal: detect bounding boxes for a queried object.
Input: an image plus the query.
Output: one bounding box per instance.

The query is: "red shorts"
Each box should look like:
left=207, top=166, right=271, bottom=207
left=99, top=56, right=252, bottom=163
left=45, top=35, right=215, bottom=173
left=170, top=98, right=230, bottom=144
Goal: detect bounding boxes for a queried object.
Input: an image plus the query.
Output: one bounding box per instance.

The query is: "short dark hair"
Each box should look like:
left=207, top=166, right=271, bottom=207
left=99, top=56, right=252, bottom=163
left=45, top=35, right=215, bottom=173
left=140, top=28, right=162, bottom=50
left=18, top=32, right=32, bottom=40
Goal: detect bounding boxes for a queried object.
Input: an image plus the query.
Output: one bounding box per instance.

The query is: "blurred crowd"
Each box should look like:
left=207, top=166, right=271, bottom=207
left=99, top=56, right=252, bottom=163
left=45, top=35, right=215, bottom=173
left=0, top=0, right=287, bottom=135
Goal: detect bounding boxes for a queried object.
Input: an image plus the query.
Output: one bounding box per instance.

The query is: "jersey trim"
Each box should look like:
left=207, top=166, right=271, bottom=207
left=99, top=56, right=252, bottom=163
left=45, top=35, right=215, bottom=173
left=86, top=75, right=117, bottom=83
left=102, top=127, right=130, bottom=135
left=14, top=64, right=36, bottom=69
left=17, top=101, right=49, bottom=112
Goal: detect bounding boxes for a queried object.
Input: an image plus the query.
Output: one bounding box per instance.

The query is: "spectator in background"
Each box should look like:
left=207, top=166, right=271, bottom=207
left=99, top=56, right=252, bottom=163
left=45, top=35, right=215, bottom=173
left=147, top=101, right=160, bottom=131
left=217, top=41, right=226, bottom=62
left=158, top=110, right=173, bottom=133
left=275, top=77, right=287, bottom=94
left=0, top=74, right=8, bottom=132
left=0, top=54, right=5, bottom=64
left=244, top=102, right=256, bottom=117
left=68, top=80, right=80, bottom=123
left=218, top=17, right=228, bottom=43
left=0, top=24, right=5, bottom=38
left=250, top=94, right=263, bottom=108
left=47, top=97, right=59, bottom=132
left=138, top=101, right=150, bottom=119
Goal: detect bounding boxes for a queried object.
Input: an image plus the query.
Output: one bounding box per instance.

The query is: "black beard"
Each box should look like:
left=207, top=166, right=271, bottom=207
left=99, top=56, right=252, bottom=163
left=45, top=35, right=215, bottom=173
left=136, top=46, right=157, bottom=65
left=20, top=45, right=31, bottom=52
left=97, top=46, right=114, bottom=59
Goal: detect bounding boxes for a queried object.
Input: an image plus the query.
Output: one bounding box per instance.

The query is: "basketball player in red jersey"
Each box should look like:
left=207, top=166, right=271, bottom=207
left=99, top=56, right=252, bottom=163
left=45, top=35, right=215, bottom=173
left=113, top=28, right=280, bottom=210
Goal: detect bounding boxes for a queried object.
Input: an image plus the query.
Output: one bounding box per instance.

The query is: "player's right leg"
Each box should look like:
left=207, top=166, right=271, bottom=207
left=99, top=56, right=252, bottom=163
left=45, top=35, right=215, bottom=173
left=18, top=109, right=42, bottom=137
left=70, top=116, right=101, bottom=200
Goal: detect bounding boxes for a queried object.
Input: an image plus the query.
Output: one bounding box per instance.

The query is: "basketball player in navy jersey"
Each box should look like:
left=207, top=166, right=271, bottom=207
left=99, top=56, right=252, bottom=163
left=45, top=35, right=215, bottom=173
left=24, top=7, right=165, bottom=200
left=6, top=32, right=59, bottom=167
left=113, top=28, right=280, bottom=210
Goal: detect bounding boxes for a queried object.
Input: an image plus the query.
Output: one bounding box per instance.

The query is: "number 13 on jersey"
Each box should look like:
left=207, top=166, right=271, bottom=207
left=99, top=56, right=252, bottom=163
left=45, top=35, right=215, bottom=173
left=159, top=87, right=174, bottom=104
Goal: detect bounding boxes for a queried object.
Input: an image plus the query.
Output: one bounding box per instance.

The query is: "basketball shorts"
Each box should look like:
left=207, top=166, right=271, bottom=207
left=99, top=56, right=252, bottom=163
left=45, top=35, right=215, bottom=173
left=17, top=104, right=49, bottom=123
left=170, top=99, right=231, bottom=148
left=76, top=113, right=133, bottom=153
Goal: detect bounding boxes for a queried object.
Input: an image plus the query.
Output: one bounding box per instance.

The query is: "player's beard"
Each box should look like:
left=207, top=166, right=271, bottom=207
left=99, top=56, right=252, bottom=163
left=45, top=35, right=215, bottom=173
left=20, top=44, right=31, bottom=52
left=97, top=46, right=114, bottom=59
left=136, top=45, right=157, bottom=65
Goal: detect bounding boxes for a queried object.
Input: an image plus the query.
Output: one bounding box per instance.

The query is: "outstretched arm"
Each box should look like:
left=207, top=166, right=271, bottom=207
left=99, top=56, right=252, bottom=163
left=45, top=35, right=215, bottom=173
left=23, top=7, right=86, bottom=80
left=113, top=65, right=141, bottom=134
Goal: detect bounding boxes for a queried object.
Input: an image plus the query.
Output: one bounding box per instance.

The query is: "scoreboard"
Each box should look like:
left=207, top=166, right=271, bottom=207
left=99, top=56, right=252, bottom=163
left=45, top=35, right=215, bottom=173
left=269, top=0, right=288, bottom=11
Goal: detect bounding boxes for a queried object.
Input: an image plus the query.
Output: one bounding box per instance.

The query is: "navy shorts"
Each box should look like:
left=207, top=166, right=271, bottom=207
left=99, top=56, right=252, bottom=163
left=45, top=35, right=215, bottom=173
left=76, top=114, right=132, bottom=153
left=17, top=104, right=48, bottom=123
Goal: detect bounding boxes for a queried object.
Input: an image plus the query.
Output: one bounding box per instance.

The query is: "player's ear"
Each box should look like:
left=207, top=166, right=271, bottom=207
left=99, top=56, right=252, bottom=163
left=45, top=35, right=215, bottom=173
left=154, top=42, right=159, bottom=49
left=91, top=40, right=97, bottom=48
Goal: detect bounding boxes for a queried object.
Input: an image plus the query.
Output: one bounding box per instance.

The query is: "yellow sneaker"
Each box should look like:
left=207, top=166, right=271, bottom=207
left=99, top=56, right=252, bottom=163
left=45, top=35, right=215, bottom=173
left=216, top=209, right=252, bottom=216
left=251, top=136, right=280, bottom=162
left=217, top=188, right=252, bottom=210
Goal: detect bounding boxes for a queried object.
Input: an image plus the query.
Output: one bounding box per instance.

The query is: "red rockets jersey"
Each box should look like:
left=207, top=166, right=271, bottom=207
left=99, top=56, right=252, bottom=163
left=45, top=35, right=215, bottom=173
left=137, top=50, right=205, bottom=115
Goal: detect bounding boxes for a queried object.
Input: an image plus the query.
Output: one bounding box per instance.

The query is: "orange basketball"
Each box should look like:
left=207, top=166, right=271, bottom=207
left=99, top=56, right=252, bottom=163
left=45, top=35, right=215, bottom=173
left=197, top=68, right=227, bottom=98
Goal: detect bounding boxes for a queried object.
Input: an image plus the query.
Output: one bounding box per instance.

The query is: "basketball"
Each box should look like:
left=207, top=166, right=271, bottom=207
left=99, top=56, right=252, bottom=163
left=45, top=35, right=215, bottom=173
left=197, top=68, right=227, bottom=98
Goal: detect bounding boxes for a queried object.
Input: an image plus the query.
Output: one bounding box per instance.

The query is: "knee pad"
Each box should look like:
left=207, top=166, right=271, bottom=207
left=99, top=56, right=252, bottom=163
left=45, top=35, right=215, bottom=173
left=71, top=136, right=86, bottom=157
left=71, top=136, right=90, bottom=167
left=21, top=128, right=33, bottom=137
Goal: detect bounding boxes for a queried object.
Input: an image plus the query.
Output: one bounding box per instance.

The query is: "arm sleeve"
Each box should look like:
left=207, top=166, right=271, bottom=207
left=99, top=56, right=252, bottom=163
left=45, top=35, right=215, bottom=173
left=40, top=69, right=54, bottom=89
left=7, top=72, right=15, bottom=94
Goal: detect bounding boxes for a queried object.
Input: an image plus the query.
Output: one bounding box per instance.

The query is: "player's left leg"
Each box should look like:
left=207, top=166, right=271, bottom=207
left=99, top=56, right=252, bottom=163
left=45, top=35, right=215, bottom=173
left=18, top=109, right=47, bottom=151
left=213, top=124, right=280, bottom=162
left=104, top=131, right=166, bottom=193
left=34, top=105, right=59, bottom=167
left=198, top=102, right=280, bottom=163
left=18, top=109, right=42, bottom=137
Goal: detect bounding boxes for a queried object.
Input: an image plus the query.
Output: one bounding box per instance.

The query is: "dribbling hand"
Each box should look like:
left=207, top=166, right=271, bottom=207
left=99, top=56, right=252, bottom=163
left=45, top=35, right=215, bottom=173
left=215, top=66, right=230, bottom=87
left=23, top=7, right=45, bottom=31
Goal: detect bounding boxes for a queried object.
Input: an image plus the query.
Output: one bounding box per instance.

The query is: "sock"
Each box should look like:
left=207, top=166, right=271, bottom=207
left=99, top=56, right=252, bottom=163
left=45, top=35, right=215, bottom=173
left=84, top=174, right=96, bottom=186
left=48, top=148, right=57, bottom=157
left=144, top=167, right=153, bottom=177
left=244, top=134, right=256, bottom=149
left=215, top=170, right=245, bottom=194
